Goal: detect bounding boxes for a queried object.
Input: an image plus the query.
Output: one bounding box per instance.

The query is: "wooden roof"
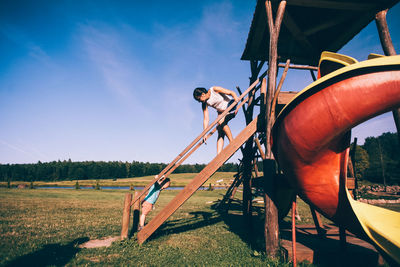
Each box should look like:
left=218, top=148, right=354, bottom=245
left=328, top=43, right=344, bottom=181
left=241, top=0, right=399, bottom=66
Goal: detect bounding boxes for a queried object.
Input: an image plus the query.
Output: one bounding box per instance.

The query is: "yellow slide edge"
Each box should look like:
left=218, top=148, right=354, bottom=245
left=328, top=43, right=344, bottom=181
left=346, top=189, right=400, bottom=264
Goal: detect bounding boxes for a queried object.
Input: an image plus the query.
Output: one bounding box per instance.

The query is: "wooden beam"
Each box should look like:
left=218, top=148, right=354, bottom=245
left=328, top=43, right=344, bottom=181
left=304, top=13, right=353, bottom=36
left=270, top=59, right=290, bottom=120
left=292, top=199, right=297, bottom=267
left=272, top=0, right=377, bottom=11
left=277, top=91, right=297, bottom=105
left=375, top=9, right=400, bottom=145
left=137, top=117, right=259, bottom=244
left=216, top=174, right=243, bottom=210
left=121, top=193, right=132, bottom=240
left=310, top=207, right=326, bottom=237
left=264, top=0, right=285, bottom=257
left=375, top=9, right=396, bottom=55
left=255, top=137, right=266, bottom=159
left=310, top=69, right=317, bottom=81
left=278, top=63, right=318, bottom=70
left=132, top=191, right=140, bottom=235
left=282, top=10, right=315, bottom=54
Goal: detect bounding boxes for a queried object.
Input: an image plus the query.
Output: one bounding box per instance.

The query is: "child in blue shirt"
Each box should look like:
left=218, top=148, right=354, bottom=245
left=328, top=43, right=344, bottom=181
left=139, top=175, right=171, bottom=230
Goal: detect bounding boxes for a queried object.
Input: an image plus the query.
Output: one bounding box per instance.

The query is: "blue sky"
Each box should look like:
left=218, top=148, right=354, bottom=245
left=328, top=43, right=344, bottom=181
left=1, top=0, right=399, bottom=165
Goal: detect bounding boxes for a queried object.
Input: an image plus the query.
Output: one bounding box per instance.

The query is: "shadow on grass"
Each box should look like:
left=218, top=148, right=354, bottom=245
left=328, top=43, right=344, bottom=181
left=212, top=199, right=267, bottom=252
left=147, top=210, right=224, bottom=242
left=5, top=237, right=89, bottom=267
left=145, top=195, right=266, bottom=253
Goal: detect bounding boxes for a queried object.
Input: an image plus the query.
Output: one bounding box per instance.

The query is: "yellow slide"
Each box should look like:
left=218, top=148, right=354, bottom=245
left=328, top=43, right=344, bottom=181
left=346, top=190, right=400, bottom=264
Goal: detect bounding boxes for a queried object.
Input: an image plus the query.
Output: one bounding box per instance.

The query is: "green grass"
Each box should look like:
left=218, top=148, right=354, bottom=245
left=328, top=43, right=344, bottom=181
left=1, top=186, right=398, bottom=266
left=0, top=188, right=301, bottom=266
left=0, top=172, right=238, bottom=188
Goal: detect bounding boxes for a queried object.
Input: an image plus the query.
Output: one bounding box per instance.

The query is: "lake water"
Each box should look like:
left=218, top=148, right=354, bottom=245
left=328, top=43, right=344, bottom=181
left=36, top=186, right=225, bottom=190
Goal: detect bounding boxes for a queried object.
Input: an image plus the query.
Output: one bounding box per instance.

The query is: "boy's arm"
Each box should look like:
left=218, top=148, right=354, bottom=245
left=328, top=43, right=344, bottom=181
left=212, top=86, right=239, bottom=102
left=202, top=103, right=209, bottom=143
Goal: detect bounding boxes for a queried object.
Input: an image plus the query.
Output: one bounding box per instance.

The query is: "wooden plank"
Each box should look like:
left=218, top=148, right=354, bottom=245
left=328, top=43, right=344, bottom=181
left=347, top=177, right=355, bottom=190
left=137, top=117, right=259, bottom=244
left=255, top=137, right=266, bottom=159
left=132, top=191, right=140, bottom=234
left=273, top=0, right=377, bottom=11
left=282, top=10, right=315, bottom=54
left=278, top=63, right=318, bottom=70
left=121, top=193, right=132, bottom=240
left=277, top=91, right=297, bottom=105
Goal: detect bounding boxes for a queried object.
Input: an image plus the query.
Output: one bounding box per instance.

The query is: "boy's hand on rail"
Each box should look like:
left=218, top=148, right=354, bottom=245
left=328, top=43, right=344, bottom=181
left=233, top=93, right=239, bottom=103
left=203, top=135, right=208, bottom=144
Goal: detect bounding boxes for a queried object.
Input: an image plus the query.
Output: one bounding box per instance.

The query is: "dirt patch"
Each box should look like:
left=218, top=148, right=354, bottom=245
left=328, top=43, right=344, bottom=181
left=79, top=236, right=120, bottom=248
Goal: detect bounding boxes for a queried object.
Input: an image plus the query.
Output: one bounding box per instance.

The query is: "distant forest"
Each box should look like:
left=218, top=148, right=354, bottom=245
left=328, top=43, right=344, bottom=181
left=0, top=160, right=238, bottom=182
left=0, top=132, right=399, bottom=184
left=351, top=132, right=399, bottom=185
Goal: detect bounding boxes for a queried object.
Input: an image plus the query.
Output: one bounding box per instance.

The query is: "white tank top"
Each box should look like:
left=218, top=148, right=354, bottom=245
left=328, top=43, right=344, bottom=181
left=206, top=87, right=231, bottom=113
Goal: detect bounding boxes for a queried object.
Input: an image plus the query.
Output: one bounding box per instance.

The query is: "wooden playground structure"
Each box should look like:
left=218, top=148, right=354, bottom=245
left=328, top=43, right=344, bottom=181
left=121, top=0, right=400, bottom=265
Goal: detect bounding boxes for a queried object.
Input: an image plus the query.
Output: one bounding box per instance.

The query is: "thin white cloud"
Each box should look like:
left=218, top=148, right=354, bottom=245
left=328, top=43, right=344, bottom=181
left=1, top=24, right=53, bottom=66
left=80, top=24, right=135, bottom=98
left=0, top=139, right=49, bottom=163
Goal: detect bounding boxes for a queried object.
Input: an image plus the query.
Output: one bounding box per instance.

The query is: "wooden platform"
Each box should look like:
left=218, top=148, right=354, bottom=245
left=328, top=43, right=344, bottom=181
left=280, top=224, right=385, bottom=266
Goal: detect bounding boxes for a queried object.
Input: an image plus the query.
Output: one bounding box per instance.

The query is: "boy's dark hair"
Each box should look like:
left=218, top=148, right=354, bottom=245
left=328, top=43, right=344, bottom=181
left=160, top=178, right=171, bottom=187
left=193, top=87, right=208, bottom=101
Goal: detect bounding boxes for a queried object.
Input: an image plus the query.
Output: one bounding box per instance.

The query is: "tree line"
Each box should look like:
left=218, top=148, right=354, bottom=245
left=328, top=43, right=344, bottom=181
left=0, top=160, right=239, bottom=182
left=351, top=132, right=399, bottom=185
left=0, top=132, right=398, bottom=184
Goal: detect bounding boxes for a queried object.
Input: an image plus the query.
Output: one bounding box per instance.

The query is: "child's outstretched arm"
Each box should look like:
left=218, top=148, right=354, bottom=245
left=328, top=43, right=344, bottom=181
left=202, top=103, right=209, bottom=143
left=212, top=86, right=239, bottom=102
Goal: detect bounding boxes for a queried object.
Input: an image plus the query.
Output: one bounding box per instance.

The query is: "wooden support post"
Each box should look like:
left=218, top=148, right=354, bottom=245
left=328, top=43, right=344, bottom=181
left=263, top=159, right=279, bottom=256
left=241, top=59, right=263, bottom=233
left=310, top=207, right=326, bottom=237
left=278, top=63, right=318, bottom=70
left=132, top=191, right=140, bottom=234
left=216, top=174, right=243, bottom=210
left=375, top=9, right=396, bottom=56
left=242, top=144, right=254, bottom=230
left=375, top=9, right=400, bottom=145
left=255, top=137, right=266, bottom=159
left=339, top=226, right=347, bottom=251
left=310, top=69, right=317, bottom=81
left=121, top=193, right=132, bottom=240
left=292, top=198, right=297, bottom=267
left=269, top=59, right=290, bottom=125
left=262, top=0, right=286, bottom=257
left=226, top=176, right=244, bottom=212
left=351, top=137, right=359, bottom=198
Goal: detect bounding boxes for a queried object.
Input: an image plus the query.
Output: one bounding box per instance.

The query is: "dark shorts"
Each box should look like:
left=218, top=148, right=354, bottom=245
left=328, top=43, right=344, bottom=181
left=227, top=99, right=237, bottom=114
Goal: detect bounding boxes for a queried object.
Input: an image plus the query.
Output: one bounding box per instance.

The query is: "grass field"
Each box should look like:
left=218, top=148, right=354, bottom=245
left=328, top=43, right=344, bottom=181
left=1, top=176, right=398, bottom=266
left=1, top=187, right=301, bottom=266
left=0, top=172, right=238, bottom=188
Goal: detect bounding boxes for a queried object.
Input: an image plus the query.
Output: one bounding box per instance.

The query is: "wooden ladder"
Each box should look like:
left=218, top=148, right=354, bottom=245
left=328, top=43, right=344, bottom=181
left=137, top=117, right=259, bottom=244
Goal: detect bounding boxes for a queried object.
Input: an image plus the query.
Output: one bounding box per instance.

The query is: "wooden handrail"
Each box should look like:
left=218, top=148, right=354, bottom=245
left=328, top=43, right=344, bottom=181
left=130, top=79, right=260, bottom=206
